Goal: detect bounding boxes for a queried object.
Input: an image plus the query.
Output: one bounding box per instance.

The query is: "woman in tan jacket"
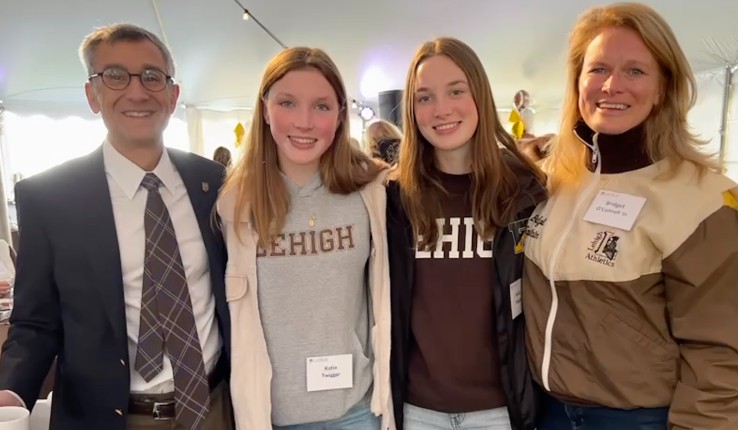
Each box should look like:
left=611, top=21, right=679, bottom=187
left=523, top=3, right=738, bottom=429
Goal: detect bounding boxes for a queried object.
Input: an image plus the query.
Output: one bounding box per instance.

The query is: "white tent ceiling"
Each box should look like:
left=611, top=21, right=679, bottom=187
left=1, top=0, right=737, bottom=115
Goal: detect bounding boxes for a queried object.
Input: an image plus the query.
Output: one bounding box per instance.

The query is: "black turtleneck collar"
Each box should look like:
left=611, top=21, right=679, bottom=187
left=574, top=120, right=653, bottom=174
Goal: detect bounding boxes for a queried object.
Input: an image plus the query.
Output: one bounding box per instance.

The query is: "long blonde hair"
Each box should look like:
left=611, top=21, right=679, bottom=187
left=221, top=47, right=382, bottom=246
left=548, top=2, right=719, bottom=191
left=397, top=37, right=544, bottom=250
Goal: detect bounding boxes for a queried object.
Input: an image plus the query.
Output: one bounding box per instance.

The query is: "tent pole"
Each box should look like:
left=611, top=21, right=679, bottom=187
left=0, top=105, right=13, bottom=245
left=718, top=65, right=735, bottom=168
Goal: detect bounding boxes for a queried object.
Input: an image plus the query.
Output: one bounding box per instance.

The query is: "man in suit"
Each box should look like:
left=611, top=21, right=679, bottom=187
left=0, top=23, right=232, bottom=430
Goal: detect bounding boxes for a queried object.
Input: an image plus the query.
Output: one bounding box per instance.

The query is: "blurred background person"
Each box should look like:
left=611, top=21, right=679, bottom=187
left=212, top=146, right=233, bottom=169
left=364, top=119, right=401, bottom=165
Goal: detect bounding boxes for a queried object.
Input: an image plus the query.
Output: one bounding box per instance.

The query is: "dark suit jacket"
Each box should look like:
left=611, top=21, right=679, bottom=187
left=0, top=147, right=231, bottom=430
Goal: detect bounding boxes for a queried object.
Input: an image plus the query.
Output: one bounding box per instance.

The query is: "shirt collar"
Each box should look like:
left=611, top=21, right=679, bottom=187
left=103, top=140, right=180, bottom=200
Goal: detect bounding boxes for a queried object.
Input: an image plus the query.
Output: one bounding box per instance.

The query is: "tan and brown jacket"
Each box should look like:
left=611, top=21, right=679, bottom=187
left=523, top=158, right=738, bottom=430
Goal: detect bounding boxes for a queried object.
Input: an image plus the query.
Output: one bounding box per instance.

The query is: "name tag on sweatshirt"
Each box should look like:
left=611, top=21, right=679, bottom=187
left=583, top=190, right=646, bottom=231
left=306, top=354, right=353, bottom=392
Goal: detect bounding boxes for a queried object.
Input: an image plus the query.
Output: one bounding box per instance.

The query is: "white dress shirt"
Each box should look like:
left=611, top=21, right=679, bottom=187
left=103, top=142, right=221, bottom=394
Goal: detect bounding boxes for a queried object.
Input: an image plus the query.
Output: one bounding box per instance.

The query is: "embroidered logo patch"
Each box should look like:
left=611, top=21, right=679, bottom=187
left=585, top=231, right=619, bottom=267
left=523, top=214, right=546, bottom=240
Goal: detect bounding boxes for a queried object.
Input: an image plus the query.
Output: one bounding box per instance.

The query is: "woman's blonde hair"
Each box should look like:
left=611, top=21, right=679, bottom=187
left=548, top=2, right=719, bottom=190
left=397, top=37, right=544, bottom=250
left=221, top=47, right=382, bottom=246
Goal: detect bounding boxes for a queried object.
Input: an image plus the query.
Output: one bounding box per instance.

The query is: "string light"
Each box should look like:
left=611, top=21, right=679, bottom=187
left=232, top=1, right=287, bottom=48
left=350, top=98, right=375, bottom=121
left=359, top=106, right=375, bottom=121
left=232, top=1, right=369, bottom=117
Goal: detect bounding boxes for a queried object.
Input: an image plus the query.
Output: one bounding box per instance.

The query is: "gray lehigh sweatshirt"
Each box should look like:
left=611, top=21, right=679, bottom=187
left=256, top=173, right=374, bottom=426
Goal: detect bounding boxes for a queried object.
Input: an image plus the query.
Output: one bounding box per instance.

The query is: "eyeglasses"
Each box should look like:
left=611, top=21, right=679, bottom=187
left=88, top=67, right=173, bottom=92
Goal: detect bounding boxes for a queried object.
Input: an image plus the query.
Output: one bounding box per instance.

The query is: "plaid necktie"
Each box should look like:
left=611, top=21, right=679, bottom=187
left=134, top=173, right=210, bottom=430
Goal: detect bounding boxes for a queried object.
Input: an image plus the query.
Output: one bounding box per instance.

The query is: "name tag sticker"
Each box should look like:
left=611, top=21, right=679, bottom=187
left=510, top=279, right=522, bottom=320
left=583, top=190, right=646, bottom=231
left=306, top=354, right=353, bottom=392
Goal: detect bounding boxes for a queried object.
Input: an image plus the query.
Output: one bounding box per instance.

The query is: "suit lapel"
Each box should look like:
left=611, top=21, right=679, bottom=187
left=80, top=147, right=127, bottom=341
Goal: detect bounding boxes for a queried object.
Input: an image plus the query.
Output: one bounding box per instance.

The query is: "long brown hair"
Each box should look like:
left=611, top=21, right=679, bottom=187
left=221, top=47, right=382, bottom=246
left=212, top=146, right=232, bottom=168
left=548, top=2, right=719, bottom=191
left=397, top=37, right=544, bottom=250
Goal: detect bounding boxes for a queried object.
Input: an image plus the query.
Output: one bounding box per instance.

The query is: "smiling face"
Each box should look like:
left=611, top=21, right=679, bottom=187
left=412, top=55, right=479, bottom=160
left=263, top=68, right=341, bottom=180
left=578, top=26, right=662, bottom=135
left=84, top=39, right=179, bottom=150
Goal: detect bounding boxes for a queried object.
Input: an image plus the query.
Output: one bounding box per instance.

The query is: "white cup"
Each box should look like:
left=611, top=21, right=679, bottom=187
left=0, top=406, right=29, bottom=430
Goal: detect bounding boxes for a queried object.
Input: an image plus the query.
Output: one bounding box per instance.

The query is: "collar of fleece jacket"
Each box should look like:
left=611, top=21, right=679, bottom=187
left=575, top=120, right=653, bottom=174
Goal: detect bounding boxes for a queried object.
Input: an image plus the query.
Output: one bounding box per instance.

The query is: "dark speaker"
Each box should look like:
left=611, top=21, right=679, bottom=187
left=378, top=90, right=403, bottom=130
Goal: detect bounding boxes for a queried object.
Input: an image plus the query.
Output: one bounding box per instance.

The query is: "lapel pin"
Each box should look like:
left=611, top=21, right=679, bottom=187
left=201, top=182, right=210, bottom=192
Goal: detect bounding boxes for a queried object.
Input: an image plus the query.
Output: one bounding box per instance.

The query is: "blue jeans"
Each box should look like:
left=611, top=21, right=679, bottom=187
left=539, top=394, right=668, bottom=430
left=273, top=401, right=379, bottom=430
left=404, top=403, right=512, bottom=430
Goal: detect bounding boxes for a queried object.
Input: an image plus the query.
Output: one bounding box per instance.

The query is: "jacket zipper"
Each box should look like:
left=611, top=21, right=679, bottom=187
left=540, top=134, right=601, bottom=391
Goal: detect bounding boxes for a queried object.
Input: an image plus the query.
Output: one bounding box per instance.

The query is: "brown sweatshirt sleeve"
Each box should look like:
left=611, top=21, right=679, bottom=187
left=663, top=194, right=738, bottom=430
